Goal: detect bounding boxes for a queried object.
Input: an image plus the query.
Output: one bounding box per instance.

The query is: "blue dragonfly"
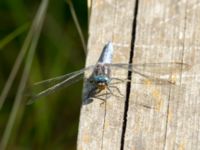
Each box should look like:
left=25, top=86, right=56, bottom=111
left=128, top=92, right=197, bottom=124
left=27, top=42, right=190, bottom=104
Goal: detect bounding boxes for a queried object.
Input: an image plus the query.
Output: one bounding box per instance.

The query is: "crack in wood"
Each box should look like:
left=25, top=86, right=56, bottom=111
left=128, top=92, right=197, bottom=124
left=101, top=101, right=107, bottom=150
left=120, top=0, right=139, bottom=149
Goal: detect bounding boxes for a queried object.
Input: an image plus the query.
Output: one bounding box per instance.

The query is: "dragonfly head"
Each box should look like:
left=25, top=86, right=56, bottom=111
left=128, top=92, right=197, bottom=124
left=93, top=75, right=110, bottom=90
left=94, top=75, right=110, bottom=83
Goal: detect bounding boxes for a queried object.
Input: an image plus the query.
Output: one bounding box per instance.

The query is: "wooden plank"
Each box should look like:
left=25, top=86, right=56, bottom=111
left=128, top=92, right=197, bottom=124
left=78, top=0, right=200, bottom=149
left=77, top=0, right=136, bottom=149
left=164, top=1, right=200, bottom=149
left=124, top=0, right=200, bottom=150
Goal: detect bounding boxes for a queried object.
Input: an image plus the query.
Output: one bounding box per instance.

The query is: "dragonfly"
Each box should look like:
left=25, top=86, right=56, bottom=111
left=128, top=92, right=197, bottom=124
left=27, top=42, right=190, bottom=104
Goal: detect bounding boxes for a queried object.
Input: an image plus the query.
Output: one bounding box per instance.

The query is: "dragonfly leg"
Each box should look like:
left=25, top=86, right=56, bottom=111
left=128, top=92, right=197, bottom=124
left=86, top=86, right=107, bottom=99
left=88, top=92, right=111, bottom=106
left=110, top=78, right=131, bottom=85
left=96, top=93, right=111, bottom=101
left=107, top=86, right=124, bottom=98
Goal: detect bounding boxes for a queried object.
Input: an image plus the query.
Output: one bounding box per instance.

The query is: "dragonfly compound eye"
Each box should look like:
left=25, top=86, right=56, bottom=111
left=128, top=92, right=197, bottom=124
left=94, top=75, right=109, bottom=84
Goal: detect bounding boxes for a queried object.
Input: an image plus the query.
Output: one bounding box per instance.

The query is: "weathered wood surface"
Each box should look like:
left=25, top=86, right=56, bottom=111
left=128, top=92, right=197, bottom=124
left=78, top=0, right=200, bottom=149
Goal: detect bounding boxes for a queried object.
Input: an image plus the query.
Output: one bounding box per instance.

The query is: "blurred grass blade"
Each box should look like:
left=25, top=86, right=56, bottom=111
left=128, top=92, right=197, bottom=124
left=87, top=0, right=92, bottom=21
left=0, top=23, right=29, bottom=50
left=0, top=25, right=35, bottom=109
left=66, top=0, right=87, bottom=55
left=0, top=0, right=49, bottom=149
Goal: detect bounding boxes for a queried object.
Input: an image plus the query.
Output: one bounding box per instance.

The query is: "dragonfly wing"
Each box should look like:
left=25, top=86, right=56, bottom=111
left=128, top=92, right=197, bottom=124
left=27, top=65, right=94, bottom=104
left=33, top=65, right=95, bottom=87
left=130, top=69, right=175, bottom=85
left=109, top=73, right=174, bottom=85
left=108, top=62, right=191, bottom=85
left=109, top=62, right=191, bottom=75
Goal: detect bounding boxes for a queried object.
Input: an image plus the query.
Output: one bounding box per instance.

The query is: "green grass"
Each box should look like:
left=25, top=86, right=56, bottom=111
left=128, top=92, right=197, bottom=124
left=0, top=0, right=87, bottom=149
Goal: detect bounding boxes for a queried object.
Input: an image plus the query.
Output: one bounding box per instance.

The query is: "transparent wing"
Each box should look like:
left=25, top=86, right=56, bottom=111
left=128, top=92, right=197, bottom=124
left=109, top=62, right=190, bottom=75
left=27, top=65, right=94, bottom=104
left=33, top=69, right=89, bottom=87
left=108, top=62, right=191, bottom=85
left=109, top=76, right=173, bottom=85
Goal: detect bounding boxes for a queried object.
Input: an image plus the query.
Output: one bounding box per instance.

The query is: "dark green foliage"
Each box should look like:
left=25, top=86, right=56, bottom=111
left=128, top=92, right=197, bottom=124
left=0, top=0, right=87, bottom=149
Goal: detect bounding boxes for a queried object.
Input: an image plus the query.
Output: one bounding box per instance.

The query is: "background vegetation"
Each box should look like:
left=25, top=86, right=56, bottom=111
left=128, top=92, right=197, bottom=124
left=0, top=0, right=87, bottom=149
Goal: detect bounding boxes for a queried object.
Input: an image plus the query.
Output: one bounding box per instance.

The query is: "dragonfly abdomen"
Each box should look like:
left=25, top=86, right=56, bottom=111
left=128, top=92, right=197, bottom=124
left=98, top=42, right=113, bottom=64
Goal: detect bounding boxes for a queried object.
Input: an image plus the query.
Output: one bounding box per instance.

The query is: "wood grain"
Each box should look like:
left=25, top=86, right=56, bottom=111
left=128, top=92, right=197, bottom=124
left=77, top=0, right=136, bottom=149
left=125, top=0, right=199, bottom=150
left=78, top=0, right=200, bottom=149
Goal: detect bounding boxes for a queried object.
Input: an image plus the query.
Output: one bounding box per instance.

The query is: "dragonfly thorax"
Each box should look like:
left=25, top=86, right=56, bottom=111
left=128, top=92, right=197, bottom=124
left=93, top=63, right=111, bottom=77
